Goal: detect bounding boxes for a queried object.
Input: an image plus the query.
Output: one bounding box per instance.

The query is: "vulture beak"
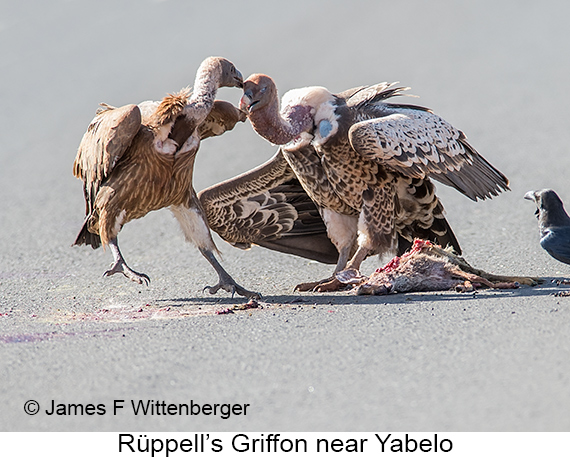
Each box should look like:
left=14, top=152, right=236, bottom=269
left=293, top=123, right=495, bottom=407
left=235, top=70, right=244, bottom=88
left=239, top=89, right=256, bottom=113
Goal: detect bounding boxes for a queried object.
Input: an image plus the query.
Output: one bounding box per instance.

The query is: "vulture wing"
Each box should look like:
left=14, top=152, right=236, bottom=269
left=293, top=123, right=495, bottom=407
left=198, top=100, right=247, bottom=140
left=73, top=103, right=142, bottom=214
left=198, top=150, right=339, bottom=264
left=138, top=98, right=245, bottom=142
left=344, top=82, right=412, bottom=109
left=348, top=108, right=509, bottom=201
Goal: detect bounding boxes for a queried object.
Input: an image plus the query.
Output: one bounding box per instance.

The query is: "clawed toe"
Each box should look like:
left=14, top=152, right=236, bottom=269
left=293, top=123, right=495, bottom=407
left=233, top=283, right=261, bottom=300
left=203, top=284, right=217, bottom=294
left=294, top=281, right=322, bottom=292
left=203, top=281, right=261, bottom=300
left=314, top=277, right=345, bottom=292
left=294, top=276, right=348, bottom=292
left=103, top=262, right=150, bottom=286
left=131, top=272, right=150, bottom=286
left=204, top=284, right=224, bottom=296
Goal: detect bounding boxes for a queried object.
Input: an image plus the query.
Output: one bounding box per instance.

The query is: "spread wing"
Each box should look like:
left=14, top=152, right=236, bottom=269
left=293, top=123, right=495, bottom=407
left=73, top=103, right=141, bottom=214
left=348, top=108, right=509, bottom=201
left=198, top=149, right=339, bottom=264
left=198, top=100, right=247, bottom=140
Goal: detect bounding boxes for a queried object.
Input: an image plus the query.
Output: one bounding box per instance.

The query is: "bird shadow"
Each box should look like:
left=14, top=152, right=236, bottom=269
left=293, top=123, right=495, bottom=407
left=155, top=277, right=568, bottom=307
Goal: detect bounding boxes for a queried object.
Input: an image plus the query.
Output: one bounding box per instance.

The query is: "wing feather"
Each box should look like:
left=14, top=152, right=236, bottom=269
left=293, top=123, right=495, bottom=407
left=198, top=100, right=247, bottom=140
left=73, top=104, right=141, bottom=214
left=198, top=150, right=338, bottom=264
left=348, top=108, right=509, bottom=201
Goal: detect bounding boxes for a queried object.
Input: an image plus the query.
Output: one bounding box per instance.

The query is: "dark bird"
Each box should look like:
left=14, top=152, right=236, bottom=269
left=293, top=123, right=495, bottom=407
left=239, top=74, right=509, bottom=291
left=73, top=56, right=259, bottom=299
left=525, top=189, right=570, bottom=265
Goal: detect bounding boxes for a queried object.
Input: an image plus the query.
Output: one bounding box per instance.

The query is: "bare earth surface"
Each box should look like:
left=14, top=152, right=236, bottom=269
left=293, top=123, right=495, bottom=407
left=1, top=0, right=569, bottom=431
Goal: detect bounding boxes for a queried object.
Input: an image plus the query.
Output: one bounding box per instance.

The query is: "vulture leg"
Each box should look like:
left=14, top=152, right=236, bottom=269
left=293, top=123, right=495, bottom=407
left=309, top=244, right=363, bottom=292
left=199, top=247, right=261, bottom=299
left=170, top=204, right=260, bottom=300
left=316, top=184, right=398, bottom=291
left=294, top=211, right=357, bottom=292
left=294, top=243, right=353, bottom=292
left=345, top=245, right=371, bottom=271
left=103, top=237, right=150, bottom=285
left=298, top=183, right=397, bottom=293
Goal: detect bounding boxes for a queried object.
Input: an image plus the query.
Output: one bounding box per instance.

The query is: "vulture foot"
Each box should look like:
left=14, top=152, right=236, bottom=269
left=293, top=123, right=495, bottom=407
left=197, top=247, right=261, bottom=299
left=103, top=261, right=150, bottom=286
left=203, top=278, right=261, bottom=300
left=294, top=276, right=349, bottom=292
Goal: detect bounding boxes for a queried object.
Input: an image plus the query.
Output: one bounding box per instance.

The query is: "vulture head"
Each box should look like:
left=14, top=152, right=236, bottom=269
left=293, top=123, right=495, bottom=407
left=198, top=56, right=243, bottom=89
left=240, top=74, right=277, bottom=113
left=217, top=57, right=244, bottom=88
left=239, top=73, right=324, bottom=146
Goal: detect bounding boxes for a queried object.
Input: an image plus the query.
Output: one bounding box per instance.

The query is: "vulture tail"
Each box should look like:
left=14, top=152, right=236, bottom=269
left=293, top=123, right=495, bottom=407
left=397, top=215, right=462, bottom=256
left=73, top=218, right=101, bottom=249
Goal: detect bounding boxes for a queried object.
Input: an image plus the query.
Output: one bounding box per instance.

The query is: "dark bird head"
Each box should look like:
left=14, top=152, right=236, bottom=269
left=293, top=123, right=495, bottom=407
left=217, top=57, right=244, bottom=88
left=524, top=189, right=570, bottom=229
left=239, top=74, right=277, bottom=113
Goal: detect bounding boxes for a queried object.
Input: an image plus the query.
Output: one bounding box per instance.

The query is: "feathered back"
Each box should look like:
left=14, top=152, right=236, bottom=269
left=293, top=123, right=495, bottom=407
left=147, top=87, right=191, bottom=127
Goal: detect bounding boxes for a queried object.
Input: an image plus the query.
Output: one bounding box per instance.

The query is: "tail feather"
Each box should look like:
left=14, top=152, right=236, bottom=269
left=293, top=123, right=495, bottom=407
left=397, top=215, right=461, bottom=256
left=73, top=217, right=101, bottom=249
left=430, top=215, right=462, bottom=255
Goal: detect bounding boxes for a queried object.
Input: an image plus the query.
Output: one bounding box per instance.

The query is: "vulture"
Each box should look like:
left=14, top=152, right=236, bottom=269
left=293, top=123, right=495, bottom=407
left=73, top=56, right=259, bottom=299
left=239, top=74, right=510, bottom=291
left=525, top=189, right=570, bottom=266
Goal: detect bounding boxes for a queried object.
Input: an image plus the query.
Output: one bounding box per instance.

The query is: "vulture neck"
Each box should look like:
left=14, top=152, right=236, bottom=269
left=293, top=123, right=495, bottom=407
left=249, top=98, right=312, bottom=145
left=187, top=59, right=222, bottom=125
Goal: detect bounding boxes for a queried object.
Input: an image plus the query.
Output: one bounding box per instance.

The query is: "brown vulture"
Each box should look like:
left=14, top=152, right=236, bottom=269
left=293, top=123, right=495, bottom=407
left=72, top=57, right=260, bottom=299
left=238, top=74, right=509, bottom=291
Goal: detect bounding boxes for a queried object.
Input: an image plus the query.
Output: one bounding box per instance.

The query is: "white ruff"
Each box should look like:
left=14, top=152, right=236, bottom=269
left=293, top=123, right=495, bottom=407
left=280, top=86, right=339, bottom=148
left=281, top=86, right=333, bottom=111
left=282, top=131, right=313, bottom=152
left=151, top=120, right=177, bottom=154
left=153, top=137, right=178, bottom=155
